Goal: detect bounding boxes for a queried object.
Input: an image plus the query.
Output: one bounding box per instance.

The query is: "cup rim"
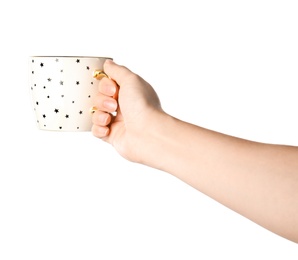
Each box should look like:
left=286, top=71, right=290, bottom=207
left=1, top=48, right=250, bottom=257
left=30, top=56, right=113, bottom=59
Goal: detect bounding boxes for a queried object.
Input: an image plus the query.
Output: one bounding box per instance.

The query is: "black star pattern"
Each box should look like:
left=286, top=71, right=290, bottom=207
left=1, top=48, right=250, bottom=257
left=31, top=57, right=102, bottom=131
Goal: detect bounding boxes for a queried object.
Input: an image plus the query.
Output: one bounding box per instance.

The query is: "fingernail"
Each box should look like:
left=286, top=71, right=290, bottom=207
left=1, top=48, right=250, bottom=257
left=98, top=127, right=109, bottom=136
left=103, top=100, right=117, bottom=111
left=98, top=113, right=109, bottom=124
left=105, top=59, right=114, bottom=65
left=109, top=85, right=116, bottom=96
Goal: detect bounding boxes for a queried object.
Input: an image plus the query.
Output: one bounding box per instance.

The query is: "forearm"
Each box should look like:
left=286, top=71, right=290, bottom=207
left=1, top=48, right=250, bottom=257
left=141, top=112, right=298, bottom=243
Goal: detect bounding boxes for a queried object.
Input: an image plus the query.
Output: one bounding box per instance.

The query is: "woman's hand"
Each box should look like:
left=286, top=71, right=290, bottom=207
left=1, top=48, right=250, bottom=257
left=92, top=59, right=164, bottom=162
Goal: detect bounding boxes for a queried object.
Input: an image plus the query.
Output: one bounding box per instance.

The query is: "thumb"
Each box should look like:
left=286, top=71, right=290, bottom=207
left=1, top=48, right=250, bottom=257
left=103, top=59, right=133, bottom=86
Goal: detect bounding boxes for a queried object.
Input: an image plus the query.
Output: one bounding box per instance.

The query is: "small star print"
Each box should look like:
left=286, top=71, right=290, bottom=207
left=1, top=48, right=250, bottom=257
left=76, top=59, right=80, bottom=63
left=48, top=78, right=52, bottom=82
left=86, top=66, right=90, bottom=70
left=60, top=69, right=63, bottom=73
left=40, top=63, right=44, bottom=67
left=65, top=114, right=69, bottom=118
left=79, top=111, right=83, bottom=114
left=43, top=114, right=46, bottom=118
left=60, top=81, right=63, bottom=85
left=54, top=108, right=59, bottom=113
left=76, top=81, right=80, bottom=85
left=36, top=102, right=39, bottom=105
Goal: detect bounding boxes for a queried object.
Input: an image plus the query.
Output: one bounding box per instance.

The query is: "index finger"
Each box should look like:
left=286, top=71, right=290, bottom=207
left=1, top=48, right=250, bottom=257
left=103, top=59, right=133, bottom=86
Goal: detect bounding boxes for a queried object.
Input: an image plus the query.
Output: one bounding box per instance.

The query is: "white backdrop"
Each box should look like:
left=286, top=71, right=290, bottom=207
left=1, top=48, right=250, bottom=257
left=0, top=0, right=297, bottom=259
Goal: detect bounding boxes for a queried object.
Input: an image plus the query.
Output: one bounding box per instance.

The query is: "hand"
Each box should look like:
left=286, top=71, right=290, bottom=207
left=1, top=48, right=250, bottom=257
left=92, top=59, right=164, bottom=162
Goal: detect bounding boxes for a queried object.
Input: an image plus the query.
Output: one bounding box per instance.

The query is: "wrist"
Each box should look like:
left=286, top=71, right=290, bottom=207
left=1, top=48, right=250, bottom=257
left=135, top=111, right=179, bottom=170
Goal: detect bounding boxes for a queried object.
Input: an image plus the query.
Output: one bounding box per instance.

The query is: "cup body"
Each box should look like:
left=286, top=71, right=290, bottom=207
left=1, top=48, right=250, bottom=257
left=29, top=56, right=111, bottom=131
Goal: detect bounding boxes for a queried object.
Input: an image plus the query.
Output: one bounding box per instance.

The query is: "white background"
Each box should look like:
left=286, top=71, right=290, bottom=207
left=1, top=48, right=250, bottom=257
left=0, top=0, right=298, bottom=259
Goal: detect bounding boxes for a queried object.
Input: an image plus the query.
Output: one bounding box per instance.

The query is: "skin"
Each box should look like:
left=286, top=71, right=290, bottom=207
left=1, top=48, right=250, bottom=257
left=92, top=59, right=298, bottom=243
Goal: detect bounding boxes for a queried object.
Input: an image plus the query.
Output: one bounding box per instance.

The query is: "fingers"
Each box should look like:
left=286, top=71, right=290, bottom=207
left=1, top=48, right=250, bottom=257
left=103, top=59, right=133, bottom=86
left=92, top=74, right=118, bottom=139
left=91, top=110, right=111, bottom=138
left=92, top=110, right=112, bottom=126
left=98, top=77, right=117, bottom=97
left=94, top=77, right=118, bottom=112
left=92, top=59, right=130, bottom=139
left=94, top=95, right=117, bottom=113
left=92, top=124, right=110, bottom=138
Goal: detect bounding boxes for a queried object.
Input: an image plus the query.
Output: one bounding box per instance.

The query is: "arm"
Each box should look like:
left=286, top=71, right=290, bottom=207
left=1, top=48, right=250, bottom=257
left=92, top=59, right=298, bottom=243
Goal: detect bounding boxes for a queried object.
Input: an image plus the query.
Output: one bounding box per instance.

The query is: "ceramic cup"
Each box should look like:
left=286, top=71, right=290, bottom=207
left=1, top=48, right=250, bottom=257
left=29, top=56, right=111, bottom=131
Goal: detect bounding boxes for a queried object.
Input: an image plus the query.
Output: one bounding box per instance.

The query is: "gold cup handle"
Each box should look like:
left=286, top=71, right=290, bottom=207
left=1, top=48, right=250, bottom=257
left=93, top=70, right=108, bottom=80
left=90, top=70, right=106, bottom=114
left=90, top=106, right=98, bottom=114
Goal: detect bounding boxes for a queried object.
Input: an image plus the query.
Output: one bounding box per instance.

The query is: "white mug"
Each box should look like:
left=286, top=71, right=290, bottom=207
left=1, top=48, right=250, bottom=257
left=29, top=56, right=111, bottom=131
